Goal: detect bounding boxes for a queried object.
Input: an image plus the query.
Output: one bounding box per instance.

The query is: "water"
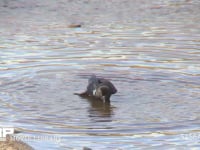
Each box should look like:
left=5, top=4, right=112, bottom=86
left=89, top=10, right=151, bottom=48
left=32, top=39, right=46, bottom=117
left=0, top=0, right=200, bottom=149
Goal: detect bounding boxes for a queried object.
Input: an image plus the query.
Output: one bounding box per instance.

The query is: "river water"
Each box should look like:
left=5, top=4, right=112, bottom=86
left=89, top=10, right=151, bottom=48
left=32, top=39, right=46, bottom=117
left=0, top=0, right=200, bottom=149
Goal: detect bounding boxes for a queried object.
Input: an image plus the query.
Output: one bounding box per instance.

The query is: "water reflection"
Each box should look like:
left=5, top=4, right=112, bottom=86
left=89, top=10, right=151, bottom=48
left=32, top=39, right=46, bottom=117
left=79, top=96, right=114, bottom=120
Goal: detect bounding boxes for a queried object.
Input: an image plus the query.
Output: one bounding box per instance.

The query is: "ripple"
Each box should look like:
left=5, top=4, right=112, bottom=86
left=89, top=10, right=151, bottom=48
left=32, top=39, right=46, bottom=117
left=0, top=0, right=200, bottom=149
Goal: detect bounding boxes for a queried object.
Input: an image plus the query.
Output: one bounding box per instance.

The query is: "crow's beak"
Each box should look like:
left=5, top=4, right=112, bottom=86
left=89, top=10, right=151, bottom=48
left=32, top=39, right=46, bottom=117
left=102, top=96, right=106, bottom=103
left=101, top=96, right=110, bottom=103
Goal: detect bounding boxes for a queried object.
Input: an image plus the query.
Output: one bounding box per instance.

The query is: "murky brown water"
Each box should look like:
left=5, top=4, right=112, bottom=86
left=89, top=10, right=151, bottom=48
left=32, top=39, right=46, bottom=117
left=0, top=0, right=200, bottom=149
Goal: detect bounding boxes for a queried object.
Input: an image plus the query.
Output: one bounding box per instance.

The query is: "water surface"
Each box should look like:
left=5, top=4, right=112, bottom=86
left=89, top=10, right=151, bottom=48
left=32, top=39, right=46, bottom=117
left=0, top=0, right=200, bottom=149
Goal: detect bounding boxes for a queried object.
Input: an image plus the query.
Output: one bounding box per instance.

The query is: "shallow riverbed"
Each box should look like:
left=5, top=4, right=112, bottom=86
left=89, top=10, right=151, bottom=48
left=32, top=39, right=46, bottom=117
left=0, top=0, right=200, bottom=149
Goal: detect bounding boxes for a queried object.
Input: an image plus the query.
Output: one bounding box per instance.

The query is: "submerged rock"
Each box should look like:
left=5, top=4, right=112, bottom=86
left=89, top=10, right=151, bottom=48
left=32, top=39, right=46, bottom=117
left=0, top=135, right=33, bottom=150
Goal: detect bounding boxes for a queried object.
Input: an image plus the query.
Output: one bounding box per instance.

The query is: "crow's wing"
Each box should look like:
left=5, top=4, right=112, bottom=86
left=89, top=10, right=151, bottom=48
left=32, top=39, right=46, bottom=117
left=98, top=78, right=117, bottom=94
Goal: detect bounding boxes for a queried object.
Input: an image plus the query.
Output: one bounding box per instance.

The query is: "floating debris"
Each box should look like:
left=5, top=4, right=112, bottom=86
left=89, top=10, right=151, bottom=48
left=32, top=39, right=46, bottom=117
left=68, top=24, right=82, bottom=28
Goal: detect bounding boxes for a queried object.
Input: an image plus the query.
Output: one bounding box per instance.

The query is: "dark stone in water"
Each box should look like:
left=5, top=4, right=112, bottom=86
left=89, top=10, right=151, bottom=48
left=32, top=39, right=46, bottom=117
left=68, top=24, right=82, bottom=28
